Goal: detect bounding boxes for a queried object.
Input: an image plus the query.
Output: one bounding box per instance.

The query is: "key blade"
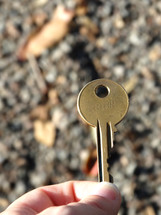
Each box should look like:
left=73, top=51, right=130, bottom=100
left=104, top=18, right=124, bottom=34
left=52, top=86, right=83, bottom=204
left=97, top=120, right=113, bottom=182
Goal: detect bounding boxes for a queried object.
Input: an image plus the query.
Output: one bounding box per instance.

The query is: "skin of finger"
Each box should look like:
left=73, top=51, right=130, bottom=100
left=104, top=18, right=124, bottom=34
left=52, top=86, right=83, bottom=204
left=38, top=204, right=104, bottom=215
left=39, top=181, right=102, bottom=204
left=1, top=206, right=36, bottom=215
left=38, top=194, right=121, bottom=215
left=38, top=181, right=121, bottom=215
left=4, top=181, right=98, bottom=213
left=80, top=194, right=121, bottom=215
left=4, top=188, right=54, bottom=213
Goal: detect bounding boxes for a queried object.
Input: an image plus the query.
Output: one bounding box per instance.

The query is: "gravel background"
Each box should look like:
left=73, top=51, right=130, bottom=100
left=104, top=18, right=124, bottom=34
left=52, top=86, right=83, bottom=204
left=0, top=0, right=161, bottom=214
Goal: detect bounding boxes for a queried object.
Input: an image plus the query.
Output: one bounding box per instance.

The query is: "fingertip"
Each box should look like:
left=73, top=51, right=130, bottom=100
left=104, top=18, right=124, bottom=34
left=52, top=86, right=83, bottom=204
left=80, top=182, right=121, bottom=215
left=91, top=182, right=121, bottom=201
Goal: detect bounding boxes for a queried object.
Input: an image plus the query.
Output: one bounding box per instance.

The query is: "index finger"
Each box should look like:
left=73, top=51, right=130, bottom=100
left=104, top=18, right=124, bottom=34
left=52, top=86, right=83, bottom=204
left=6, top=181, right=99, bottom=213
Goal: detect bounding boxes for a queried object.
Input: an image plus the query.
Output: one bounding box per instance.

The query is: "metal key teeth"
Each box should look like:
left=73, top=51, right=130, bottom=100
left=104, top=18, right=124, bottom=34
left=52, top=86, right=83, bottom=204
left=109, top=174, right=113, bottom=183
left=112, top=125, right=117, bottom=133
left=107, top=151, right=113, bottom=183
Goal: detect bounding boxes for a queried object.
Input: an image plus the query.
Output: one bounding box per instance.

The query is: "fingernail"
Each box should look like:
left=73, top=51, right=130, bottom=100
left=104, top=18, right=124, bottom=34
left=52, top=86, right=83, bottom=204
left=90, top=182, right=120, bottom=201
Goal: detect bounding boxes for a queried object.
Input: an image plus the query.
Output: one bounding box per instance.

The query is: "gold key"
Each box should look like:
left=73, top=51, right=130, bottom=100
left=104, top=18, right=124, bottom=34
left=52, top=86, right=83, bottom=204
left=77, top=79, right=129, bottom=182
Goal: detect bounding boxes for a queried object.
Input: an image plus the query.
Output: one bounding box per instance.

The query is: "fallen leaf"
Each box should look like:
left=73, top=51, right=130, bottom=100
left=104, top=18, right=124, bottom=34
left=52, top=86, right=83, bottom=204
left=143, top=206, right=155, bottom=215
left=30, top=105, right=49, bottom=121
left=48, top=89, right=59, bottom=106
left=0, top=197, right=9, bottom=209
left=82, top=147, right=98, bottom=176
left=75, top=0, right=88, bottom=16
left=89, top=159, right=98, bottom=177
left=17, top=5, right=75, bottom=60
left=34, top=120, right=56, bottom=147
left=123, top=75, right=139, bottom=94
left=75, top=5, right=88, bottom=16
left=74, top=0, right=86, bottom=4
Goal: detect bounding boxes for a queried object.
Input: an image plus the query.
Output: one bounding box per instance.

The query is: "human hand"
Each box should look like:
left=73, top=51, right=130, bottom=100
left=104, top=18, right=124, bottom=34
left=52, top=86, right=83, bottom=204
left=1, top=181, right=121, bottom=215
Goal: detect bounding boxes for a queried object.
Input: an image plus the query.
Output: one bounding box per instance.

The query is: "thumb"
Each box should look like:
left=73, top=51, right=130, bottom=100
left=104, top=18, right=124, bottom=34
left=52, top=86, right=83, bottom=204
left=39, top=182, right=121, bottom=215
left=80, top=182, right=121, bottom=215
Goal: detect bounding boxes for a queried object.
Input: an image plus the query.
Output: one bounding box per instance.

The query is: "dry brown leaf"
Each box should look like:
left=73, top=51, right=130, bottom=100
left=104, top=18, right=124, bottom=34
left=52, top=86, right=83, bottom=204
left=75, top=0, right=88, bottom=16
left=123, top=75, right=139, bottom=94
left=75, top=5, right=88, bottom=16
left=81, top=148, right=97, bottom=176
left=143, top=206, right=155, bottom=215
left=0, top=197, right=9, bottom=209
left=34, top=120, right=56, bottom=147
left=74, top=0, right=86, bottom=4
left=30, top=105, right=49, bottom=121
left=89, top=160, right=98, bottom=177
left=48, top=89, right=59, bottom=105
left=17, top=5, right=74, bottom=60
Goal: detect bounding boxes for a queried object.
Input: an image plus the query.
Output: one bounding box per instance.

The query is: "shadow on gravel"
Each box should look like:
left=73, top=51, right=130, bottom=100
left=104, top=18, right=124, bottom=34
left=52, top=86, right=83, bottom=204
left=69, top=41, right=99, bottom=80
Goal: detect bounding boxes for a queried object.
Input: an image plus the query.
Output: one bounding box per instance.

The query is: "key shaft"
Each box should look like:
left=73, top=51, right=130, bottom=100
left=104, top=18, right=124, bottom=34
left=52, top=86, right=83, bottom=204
left=97, top=120, right=113, bottom=182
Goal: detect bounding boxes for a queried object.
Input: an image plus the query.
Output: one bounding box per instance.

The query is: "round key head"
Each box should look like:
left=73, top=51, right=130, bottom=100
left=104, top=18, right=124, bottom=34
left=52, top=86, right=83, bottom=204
left=77, top=79, right=129, bottom=127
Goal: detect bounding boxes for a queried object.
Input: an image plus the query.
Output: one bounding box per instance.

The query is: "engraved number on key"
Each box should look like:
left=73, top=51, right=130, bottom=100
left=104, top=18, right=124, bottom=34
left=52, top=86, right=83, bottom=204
left=77, top=79, right=129, bottom=182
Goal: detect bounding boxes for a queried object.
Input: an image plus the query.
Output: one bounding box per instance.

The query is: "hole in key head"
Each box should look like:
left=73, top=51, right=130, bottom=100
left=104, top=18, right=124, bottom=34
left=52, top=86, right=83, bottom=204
left=95, top=85, right=109, bottom=98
